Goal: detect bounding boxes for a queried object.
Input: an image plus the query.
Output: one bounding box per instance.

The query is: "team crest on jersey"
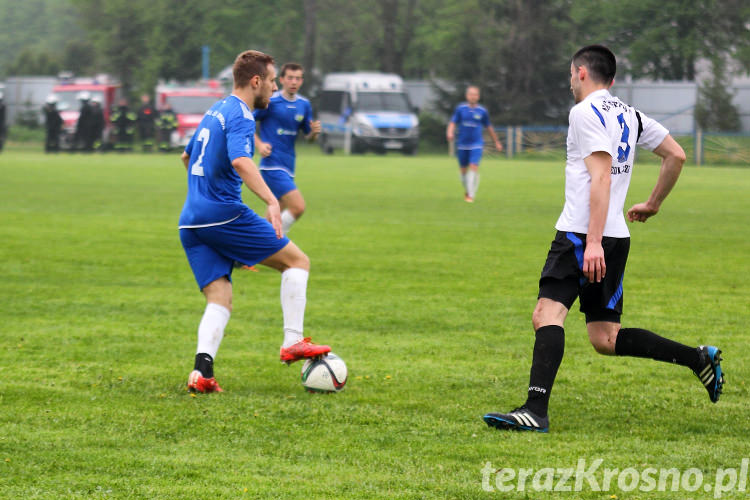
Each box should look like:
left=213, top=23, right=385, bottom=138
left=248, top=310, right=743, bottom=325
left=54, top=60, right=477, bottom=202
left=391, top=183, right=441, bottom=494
left=473, top=113, right=481, bottom=120
left=295, top=114, right=304, bottom=122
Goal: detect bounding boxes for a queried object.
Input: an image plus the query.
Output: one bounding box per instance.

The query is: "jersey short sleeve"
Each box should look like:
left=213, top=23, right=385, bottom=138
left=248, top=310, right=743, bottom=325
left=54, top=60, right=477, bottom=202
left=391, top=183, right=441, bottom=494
left=300, top=100, right=312, bottom=136
left=184, top=131, right=196, bottom=156
left=226, top=106, right=255, bottom=161
left=481, top=109, right=490, bottom=128
left=635, top=110, right=669, bottom=151
left=450, top=107, right=460, bottom=123
left=570, top=104, right=613, bottom=160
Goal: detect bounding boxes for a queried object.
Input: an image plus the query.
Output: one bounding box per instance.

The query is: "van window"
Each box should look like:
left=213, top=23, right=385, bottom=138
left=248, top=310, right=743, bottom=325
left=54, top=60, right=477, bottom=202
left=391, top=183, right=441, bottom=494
left=319, top=91, right=345, bottom=114
left=355, top=92, right=411, bottom=113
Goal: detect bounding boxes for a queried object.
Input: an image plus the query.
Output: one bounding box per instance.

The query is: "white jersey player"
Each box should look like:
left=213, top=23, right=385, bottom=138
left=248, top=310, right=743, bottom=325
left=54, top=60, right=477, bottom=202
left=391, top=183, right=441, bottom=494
left=483, top=45, right=724, bottom=433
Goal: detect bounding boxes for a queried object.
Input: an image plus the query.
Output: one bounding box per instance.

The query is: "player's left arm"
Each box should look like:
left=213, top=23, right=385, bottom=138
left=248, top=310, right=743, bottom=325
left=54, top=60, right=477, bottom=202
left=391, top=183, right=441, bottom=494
left=304, top=102, right=320, bottom=141
left=181, top=151, right=189, bottom=170
left=583, top=151, right=612, bottom=283
left=627, top=134, right=685, bottom=223
left=486, top=125, right=503, bottom=152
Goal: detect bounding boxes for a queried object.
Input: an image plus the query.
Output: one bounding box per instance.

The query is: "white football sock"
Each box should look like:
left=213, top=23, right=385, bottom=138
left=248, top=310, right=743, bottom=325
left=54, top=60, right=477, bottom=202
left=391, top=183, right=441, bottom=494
left=280, top=267, right=308, bottom=348
left=472, top=171, right=480, bottom=197
left=466, top=170, right=477, bottom=198
left=460, top=172, right=468, bottom=194
left=281, top=209, right=296, bottom=234
left=196, top=303, right=230, bottom=359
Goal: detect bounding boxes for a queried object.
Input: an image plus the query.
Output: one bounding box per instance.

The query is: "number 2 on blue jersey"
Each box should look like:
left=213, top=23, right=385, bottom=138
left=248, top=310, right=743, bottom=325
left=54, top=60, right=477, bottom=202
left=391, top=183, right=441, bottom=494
left=616, top=113, right=630, bottom=162
left=191, top=128, right=211, bottom=176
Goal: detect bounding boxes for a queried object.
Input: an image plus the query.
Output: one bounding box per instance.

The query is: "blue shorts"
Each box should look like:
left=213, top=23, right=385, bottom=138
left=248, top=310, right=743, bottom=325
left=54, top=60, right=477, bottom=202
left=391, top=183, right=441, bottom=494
left=456, top=148, right=483, bottom=167
left=180, top=209, right=290, bottom=290
left=261, top=169, right=297, bottom=200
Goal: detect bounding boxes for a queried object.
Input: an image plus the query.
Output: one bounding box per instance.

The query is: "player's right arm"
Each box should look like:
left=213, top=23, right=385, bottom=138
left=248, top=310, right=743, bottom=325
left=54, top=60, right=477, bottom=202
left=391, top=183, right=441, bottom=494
left=583, top=151, right=612, bottom=283
left=254, top=126, right=272, bottom=158
left=446, top=121, right=456, bottom=143
left=232, top=156, right=282, bottom=238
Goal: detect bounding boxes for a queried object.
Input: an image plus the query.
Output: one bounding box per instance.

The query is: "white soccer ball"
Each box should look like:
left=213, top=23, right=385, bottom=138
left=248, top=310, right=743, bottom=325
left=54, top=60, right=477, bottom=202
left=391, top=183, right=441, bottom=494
left=300, top=353, right=347, bottom=393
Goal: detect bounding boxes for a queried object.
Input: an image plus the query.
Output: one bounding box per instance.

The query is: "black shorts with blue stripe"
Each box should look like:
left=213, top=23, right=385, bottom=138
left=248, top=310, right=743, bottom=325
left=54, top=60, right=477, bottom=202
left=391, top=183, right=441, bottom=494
left=538, top=230, right=630, bottom=323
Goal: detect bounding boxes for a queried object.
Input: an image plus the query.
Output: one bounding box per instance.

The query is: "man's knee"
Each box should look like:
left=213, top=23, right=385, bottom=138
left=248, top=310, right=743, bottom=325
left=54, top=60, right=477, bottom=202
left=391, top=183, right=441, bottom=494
left=587, top=323, right=619, bottom=355
left=532, top=299, right=567, bottom=330
left=203, top=277, right=233, bottom=311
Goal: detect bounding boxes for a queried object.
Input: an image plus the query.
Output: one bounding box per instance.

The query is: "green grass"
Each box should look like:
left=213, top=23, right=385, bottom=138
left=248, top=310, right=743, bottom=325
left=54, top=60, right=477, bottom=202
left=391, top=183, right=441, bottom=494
left=1, top=145, right=748, bottom=499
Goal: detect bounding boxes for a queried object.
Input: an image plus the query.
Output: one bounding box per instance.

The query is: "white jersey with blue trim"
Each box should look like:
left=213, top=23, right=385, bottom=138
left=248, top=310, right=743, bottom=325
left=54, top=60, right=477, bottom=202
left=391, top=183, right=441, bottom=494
left=555, top=89, right=668, bottom=238
left=179, top=94, right=255, bottom=228
left=253, top=91, right=312, bottom=177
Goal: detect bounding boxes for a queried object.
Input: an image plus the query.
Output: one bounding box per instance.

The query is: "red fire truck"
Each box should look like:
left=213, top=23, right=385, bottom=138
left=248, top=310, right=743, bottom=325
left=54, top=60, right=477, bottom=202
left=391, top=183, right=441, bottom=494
left=156, top=82, right=225, bottom=147
left=52, top=78, right=121, bottom=149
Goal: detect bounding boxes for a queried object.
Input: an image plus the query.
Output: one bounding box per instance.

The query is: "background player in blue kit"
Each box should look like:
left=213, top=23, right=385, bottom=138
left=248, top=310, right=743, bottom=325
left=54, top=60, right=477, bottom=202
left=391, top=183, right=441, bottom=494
left=446, top=86, right=503, bottom=202
left=179, top=50, right=331, bottom=393
left=254, top=62, right=321, bottom=234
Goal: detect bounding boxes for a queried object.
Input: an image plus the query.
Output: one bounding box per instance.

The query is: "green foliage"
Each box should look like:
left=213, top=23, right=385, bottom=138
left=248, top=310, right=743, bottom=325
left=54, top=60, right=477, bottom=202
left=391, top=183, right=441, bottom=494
left=695, top=59, right=742, bottom=132
left=417, top=111, right=449, bottom=149
left=6, top=48, right=61, bottom=76
left=0, top=148, right=749, bottom=498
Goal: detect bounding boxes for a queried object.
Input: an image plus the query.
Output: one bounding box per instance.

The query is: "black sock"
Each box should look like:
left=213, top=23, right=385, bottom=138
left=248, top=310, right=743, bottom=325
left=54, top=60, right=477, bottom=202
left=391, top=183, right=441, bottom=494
left=194, top=353, right=214, bottom=378
left=524, top=325, right=565, bottom=417
left=615, top=328, right=699, bottom=371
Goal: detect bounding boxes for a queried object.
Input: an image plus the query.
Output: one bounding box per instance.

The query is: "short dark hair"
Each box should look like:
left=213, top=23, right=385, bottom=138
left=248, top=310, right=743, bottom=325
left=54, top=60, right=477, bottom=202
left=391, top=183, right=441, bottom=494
left=572, top=45, right=616, bottom=85
left=233, top=50, right=275, bottom=89
left=280, top=62, right=304, bottom=77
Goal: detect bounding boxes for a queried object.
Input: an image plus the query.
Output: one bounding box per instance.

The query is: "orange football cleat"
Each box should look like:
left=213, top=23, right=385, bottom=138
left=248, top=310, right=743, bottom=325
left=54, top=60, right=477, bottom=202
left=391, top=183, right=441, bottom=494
left=279, top=337, right=331, bottom=364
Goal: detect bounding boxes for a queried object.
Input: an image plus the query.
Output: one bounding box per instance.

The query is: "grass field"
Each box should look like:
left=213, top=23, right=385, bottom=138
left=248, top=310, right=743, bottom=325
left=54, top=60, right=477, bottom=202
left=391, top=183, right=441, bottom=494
left=1, top=145, right=749, bottom=499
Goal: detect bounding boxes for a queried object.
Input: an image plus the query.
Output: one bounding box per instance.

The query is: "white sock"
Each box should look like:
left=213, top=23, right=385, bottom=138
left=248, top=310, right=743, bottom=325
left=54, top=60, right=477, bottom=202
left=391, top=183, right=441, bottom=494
left=466, top=170, right=477, bottom=197
left=196, top=303, right=230, bottom=359
left=472, top=171, right=480, bottom=197
left=280, top=267, right=308, bottom=348
left=460, top=172, right=468, bottom=193
left=281, top=209, right=296, bottom=234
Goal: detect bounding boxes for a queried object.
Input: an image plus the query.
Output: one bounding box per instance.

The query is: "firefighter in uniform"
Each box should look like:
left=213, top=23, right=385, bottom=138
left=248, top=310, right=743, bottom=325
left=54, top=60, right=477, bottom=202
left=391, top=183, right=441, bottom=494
left=111, top=98, right=136, bottom=151
left=73, top=91, right=95, bottom=151
left=43, top=94, right=63, bottom=153
left=136, top=94, right=156, bottom=152
left=0, top=91, right=6, bottom=153
left=156, top=103, right=178, bottom=152
left=90, top=96, right=106, bottom=151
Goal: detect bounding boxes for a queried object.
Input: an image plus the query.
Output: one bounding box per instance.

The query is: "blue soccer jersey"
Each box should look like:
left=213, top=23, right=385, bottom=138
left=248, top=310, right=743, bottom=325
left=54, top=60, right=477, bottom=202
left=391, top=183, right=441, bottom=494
left=451, top=103, right=490, bottom=149
left=253, top=91, right=313, bottom=176
left=179, top=95, right=255, bottom=228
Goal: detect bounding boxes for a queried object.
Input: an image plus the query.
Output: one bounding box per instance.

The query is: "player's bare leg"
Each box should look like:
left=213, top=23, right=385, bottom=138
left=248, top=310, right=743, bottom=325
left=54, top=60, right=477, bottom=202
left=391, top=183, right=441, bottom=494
left=188, top=277, right=232, bottom=393
left=279, top=189, right=305, bottom=234
left=261, top=242, right=330, bottom=363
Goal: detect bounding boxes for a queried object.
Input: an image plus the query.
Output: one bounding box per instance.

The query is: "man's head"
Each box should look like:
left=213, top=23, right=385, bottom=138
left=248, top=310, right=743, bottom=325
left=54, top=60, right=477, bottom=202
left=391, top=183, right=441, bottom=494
left=140, top=94, right=150, bottom=105
left=465, top=86, right=480, bottom=105
left=279, top=62, right=304, bottom=97
left=233, top=50, right=277, bottom=109
left=570, top=45, right=616, bottom=103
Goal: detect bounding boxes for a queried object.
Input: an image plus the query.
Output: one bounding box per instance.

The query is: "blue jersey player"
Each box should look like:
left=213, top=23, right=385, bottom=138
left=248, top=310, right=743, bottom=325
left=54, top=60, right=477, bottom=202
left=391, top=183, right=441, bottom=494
left=254, top=62, right=321, bottom=234
left=446, top=86, right=503, bottom=202
left=179, top=50, right=331, bottom=393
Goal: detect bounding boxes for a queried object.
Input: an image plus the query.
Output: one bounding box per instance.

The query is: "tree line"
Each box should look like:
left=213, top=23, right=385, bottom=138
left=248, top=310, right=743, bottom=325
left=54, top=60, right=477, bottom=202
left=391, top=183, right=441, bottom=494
left=2, top=0, right=748, bottom=129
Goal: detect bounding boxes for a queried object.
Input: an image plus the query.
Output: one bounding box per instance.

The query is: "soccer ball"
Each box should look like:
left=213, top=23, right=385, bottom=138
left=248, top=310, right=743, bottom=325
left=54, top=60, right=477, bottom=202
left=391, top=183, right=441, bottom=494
left=300, top=353, right=347, bottom=393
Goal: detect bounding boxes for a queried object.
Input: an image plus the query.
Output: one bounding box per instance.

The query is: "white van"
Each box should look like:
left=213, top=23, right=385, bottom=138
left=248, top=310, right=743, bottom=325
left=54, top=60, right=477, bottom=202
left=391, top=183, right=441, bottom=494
left=318, top=72, right=419, bottom=155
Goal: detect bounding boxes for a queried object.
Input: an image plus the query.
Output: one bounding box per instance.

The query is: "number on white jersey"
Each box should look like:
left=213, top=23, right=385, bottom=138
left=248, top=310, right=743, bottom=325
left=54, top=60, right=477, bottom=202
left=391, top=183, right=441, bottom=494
left=616, top=113, right=631, bottom=162
left=191, top=128, right=211, bottom=176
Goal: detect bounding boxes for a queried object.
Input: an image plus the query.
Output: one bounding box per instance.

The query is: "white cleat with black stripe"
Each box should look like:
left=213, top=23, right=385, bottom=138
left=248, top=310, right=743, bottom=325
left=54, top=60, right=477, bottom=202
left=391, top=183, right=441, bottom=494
left=483, top=406, right=549, bottom=433
left=694, top=345, right=725, bottom=403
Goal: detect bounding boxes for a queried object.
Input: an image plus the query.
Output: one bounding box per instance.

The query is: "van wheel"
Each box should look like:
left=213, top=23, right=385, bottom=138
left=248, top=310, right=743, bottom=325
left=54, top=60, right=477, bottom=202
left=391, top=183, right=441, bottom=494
left=320, top=135, right=334, bottom=155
